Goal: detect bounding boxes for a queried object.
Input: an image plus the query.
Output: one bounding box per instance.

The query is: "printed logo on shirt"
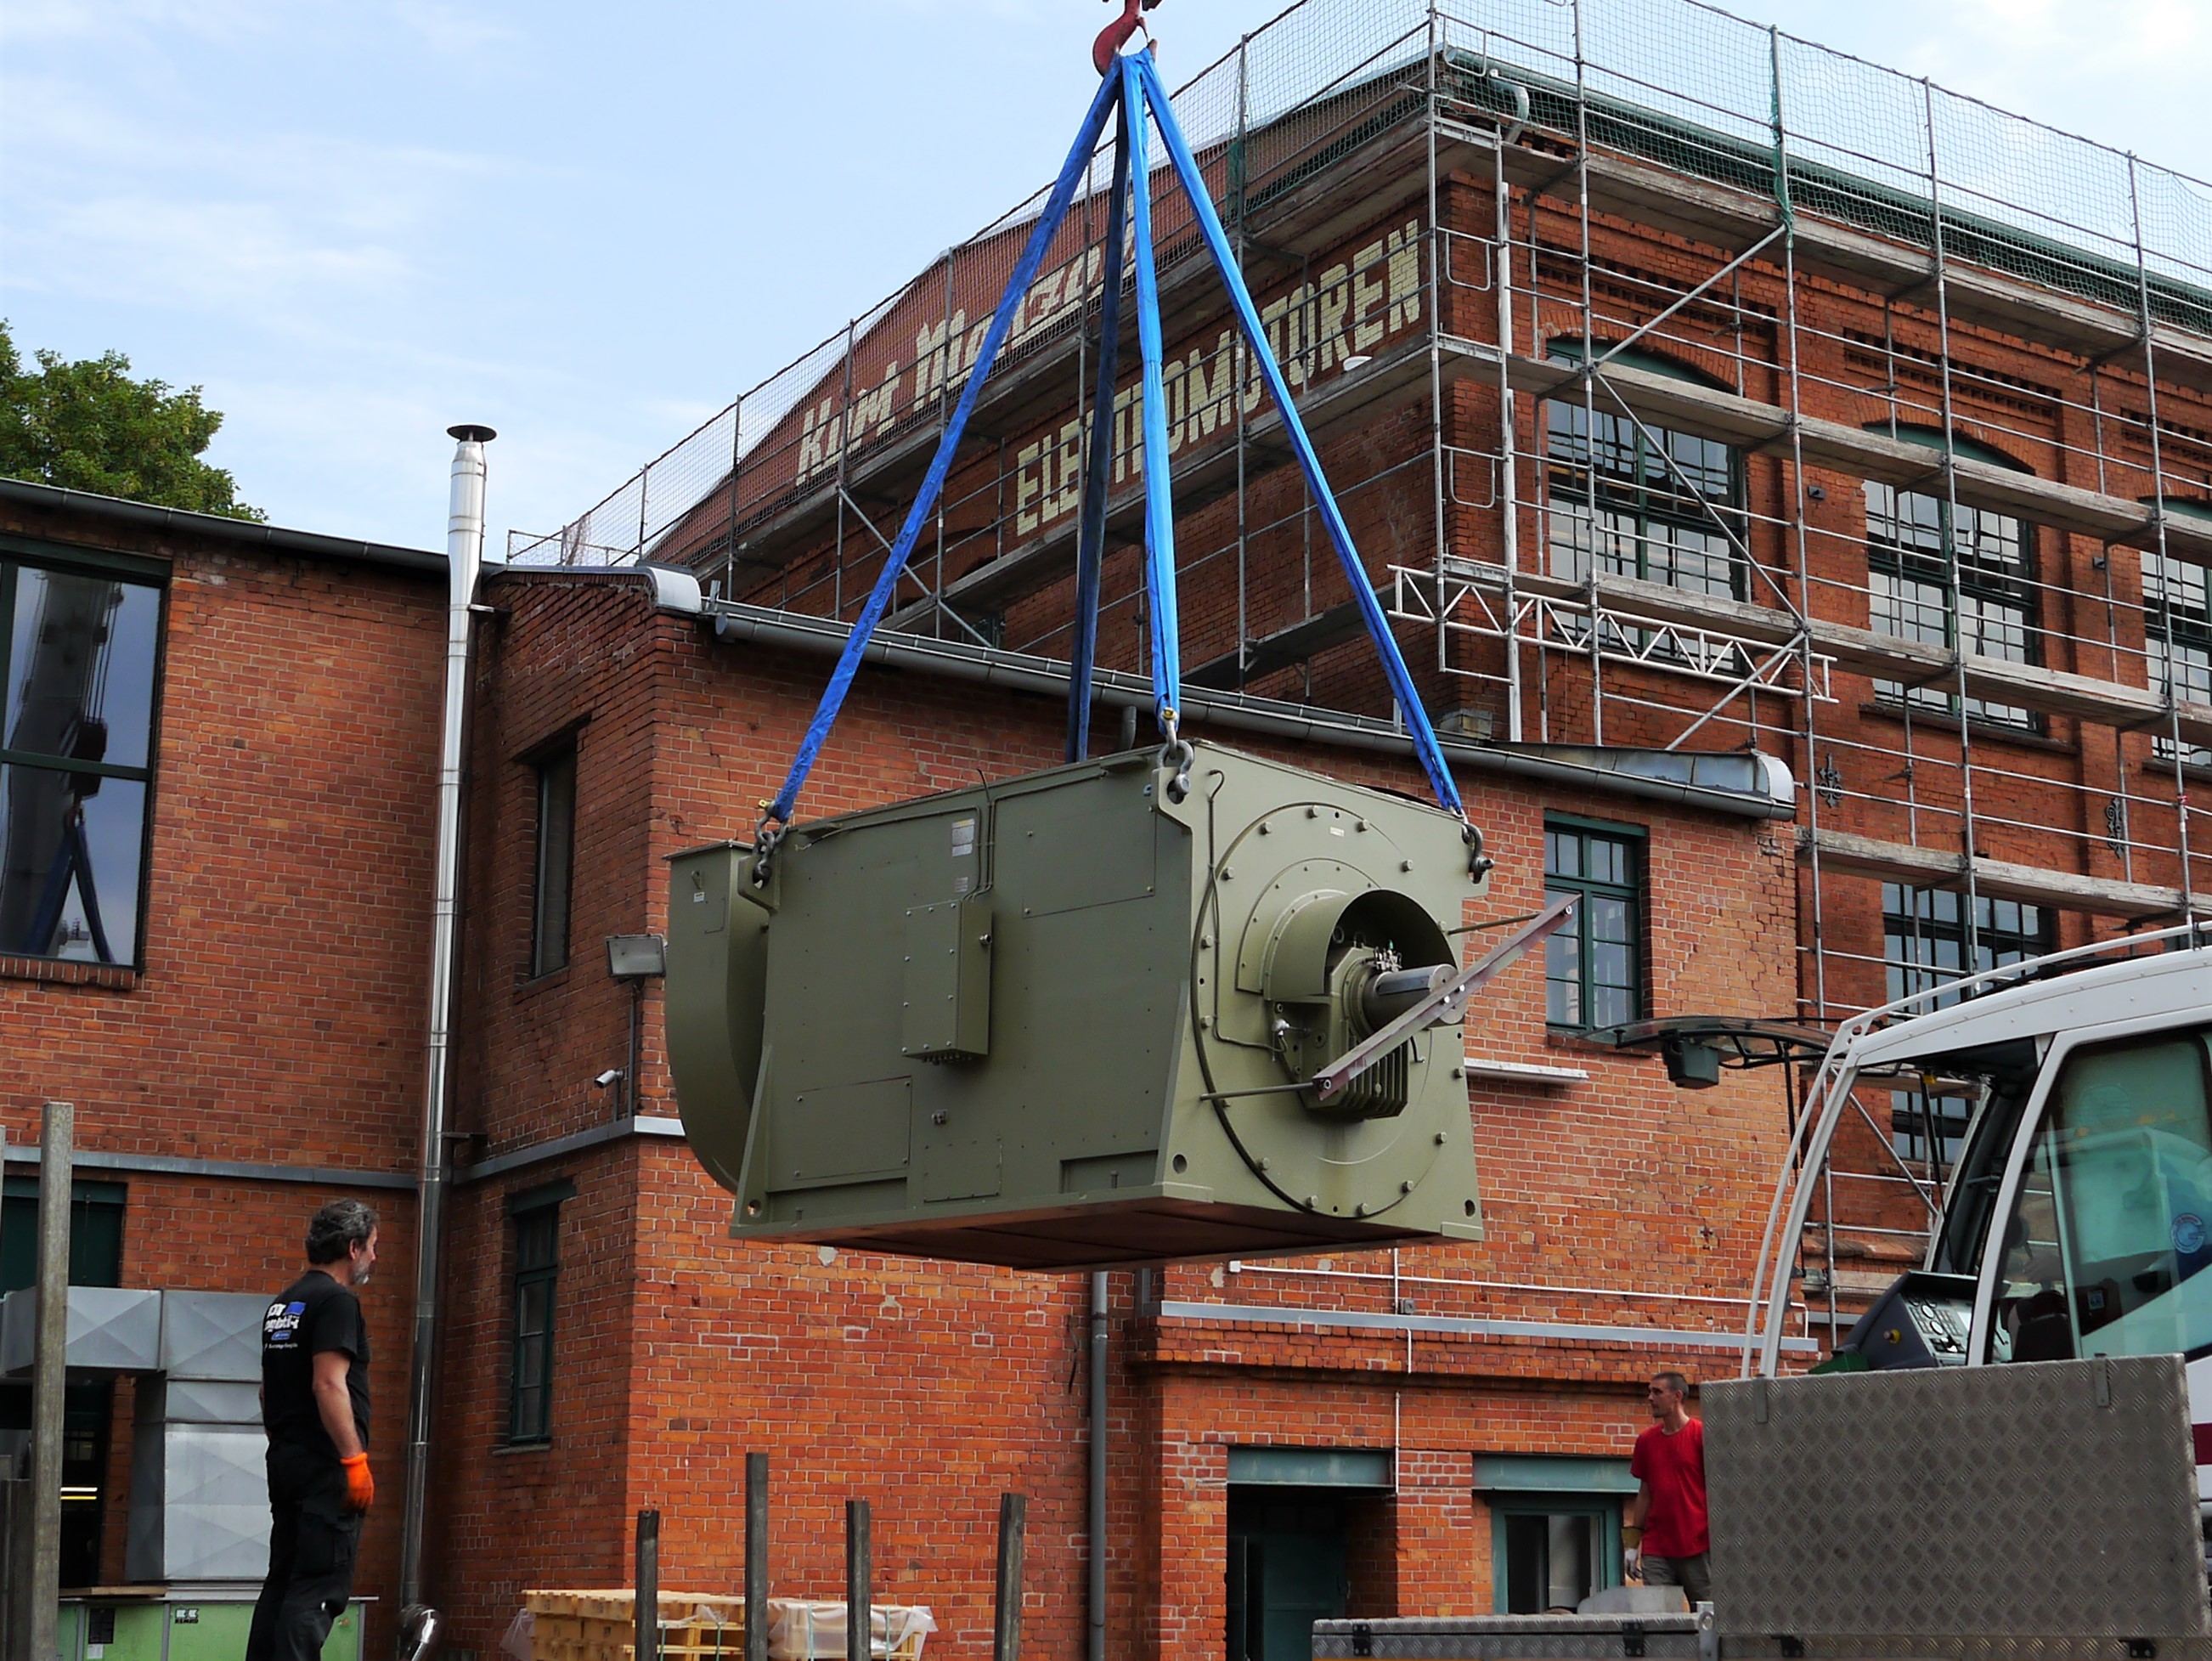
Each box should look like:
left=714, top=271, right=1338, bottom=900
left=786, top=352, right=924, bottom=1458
left=264, top=1300, right=307, bottom=1347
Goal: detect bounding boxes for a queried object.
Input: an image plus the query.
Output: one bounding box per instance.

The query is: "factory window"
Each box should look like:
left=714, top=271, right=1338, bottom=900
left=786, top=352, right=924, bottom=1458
left=1543, top=341, right=1744, bottom=607
left=530, top=743, right=577, bottom=977
left=0, top=550, right=165, bottom=967
left=1882, top=883, right=2052, bottom=1172
left=1543, top=821, right=1642, bottom=1033
left=1882, top=882, right=2051, bottom=1009
left=1864, top=427, right=2039, bottom=732
left=506, top=1179, right=572, bottom=1444
left=2146, top=500, right=2212, bottom=768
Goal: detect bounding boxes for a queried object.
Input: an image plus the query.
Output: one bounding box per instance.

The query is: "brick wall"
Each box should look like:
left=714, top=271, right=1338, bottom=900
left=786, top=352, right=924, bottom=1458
left=0, top=493, right=443, bottom=1651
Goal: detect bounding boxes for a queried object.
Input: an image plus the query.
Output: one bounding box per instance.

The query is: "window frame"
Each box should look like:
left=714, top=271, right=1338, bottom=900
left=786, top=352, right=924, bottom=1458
left=1543, top=817, right=1645, bottom=1035
left=1882, top=882, right=2053, bottom=1174
left=528, top=740, right=578, bottom=979
left=0, top=537, right=168, bottom=969
left=1541, top=342, right=1746, bottom=605
left=1487, top=1494, right=1626, bottom=1614
left=505, top=1178, right=573, bottom=1445
left=1860, top=428, right=2041, bottom=732
left=2145, top=507, right=2212, bottom=767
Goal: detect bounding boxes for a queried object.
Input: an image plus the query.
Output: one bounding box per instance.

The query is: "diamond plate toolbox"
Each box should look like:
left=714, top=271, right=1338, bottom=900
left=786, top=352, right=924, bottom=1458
left=1705, top=1355, right=2208, bottom=1642
left=1312, top=1614, right=1707, bottom=1659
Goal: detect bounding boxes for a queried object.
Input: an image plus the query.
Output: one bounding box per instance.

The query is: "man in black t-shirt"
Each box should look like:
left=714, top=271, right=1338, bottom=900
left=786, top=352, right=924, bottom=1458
left=249, top=1198, right=379, bottom=1661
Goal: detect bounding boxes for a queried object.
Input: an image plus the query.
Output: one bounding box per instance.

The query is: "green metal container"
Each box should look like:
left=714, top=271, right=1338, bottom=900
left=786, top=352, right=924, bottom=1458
left=59, top=1598, right=362, bottom=1661
left=667, top=742, right=1493, bottom=1269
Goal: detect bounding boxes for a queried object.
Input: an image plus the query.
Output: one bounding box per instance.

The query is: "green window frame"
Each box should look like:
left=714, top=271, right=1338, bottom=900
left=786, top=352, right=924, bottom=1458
left=1476, top=1456, right=1635, bottom=1615
left=529, top=743, right=577, bottom=977
left=0, top=542, right=166, bottom=967
left=506, top=1179, right=572, bottom=1444
left=1544, top=820, right=1643, bottom=1033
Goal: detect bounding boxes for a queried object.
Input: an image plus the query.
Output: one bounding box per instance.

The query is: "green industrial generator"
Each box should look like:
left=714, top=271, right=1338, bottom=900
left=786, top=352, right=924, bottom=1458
left=666, top=742, right=1504, bottom=1269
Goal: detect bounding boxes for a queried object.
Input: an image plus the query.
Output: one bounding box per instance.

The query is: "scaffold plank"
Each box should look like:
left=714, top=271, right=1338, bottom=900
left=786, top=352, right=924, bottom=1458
left=1798, top=826, right=2209, bottom=918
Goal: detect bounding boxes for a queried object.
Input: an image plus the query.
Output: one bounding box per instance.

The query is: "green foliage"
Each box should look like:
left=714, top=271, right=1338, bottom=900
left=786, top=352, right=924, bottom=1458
left=0, top=319, right=263, bottom=521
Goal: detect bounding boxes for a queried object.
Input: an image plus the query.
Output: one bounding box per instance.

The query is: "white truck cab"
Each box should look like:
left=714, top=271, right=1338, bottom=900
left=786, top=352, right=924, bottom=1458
left=1747, top=925, right=2212, bottom=1500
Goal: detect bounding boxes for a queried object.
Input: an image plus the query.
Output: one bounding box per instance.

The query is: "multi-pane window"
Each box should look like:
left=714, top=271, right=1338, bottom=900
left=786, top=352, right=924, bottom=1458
left=2146, top=540, right=2212, bottom=768
left=1544, top=344, right=1743, bottom=605
left=507, top=1184, right=568, bottom=1444
left=0, top=555, right=163, bottom=966
left=1882, top=882, right=2051, bottom=1008
left=1883, top=883, right=2052, bottom=1171
left=1544, top=822, right=1642, bottom=1032
left=1864, top=433, right=2039, bottom=731
left=530, top=744, right=576, bottom=977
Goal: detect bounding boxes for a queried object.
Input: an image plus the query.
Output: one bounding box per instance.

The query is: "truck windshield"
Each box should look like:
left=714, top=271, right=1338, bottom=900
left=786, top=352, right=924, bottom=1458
left=1988, top=1025, right=2212, bottom=1363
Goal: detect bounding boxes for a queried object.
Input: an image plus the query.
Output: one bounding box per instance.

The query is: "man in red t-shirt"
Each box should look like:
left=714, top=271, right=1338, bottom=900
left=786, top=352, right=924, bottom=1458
left=1626, top=1370, right=1710, bottom=1606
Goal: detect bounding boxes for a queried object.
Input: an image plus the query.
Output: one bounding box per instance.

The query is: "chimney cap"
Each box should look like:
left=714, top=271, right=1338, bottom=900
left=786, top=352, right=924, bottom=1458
left=447, top=423, right=498, bottom=443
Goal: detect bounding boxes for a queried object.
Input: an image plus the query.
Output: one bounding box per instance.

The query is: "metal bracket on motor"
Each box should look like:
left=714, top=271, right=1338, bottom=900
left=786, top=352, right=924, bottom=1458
left=1309, top=893, right=1577, bottom=1105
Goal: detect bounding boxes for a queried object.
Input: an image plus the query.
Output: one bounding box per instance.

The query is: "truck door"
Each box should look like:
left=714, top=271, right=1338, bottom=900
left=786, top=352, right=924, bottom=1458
left=1978, top=1023, right=2212, bottom=1368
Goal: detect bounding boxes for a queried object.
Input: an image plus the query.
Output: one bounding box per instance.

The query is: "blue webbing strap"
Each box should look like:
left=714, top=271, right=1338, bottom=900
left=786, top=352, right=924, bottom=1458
left=1123, top=53, right=1182, bottom=736
left=766, top=68, right=1126, bottom=827
left=1066, top=92, right=1132, bottom=764
left=1131, top=53, right=1465, bottom=820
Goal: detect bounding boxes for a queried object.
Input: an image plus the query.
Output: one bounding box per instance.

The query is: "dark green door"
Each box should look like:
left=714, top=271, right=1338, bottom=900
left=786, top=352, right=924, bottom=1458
left=1227, top=1492, right=1350, bottom=1661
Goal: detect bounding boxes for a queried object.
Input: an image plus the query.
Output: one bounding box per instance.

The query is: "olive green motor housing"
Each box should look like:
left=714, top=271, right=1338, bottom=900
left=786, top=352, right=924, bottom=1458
left=665, top=741, right=1493, bottom=1270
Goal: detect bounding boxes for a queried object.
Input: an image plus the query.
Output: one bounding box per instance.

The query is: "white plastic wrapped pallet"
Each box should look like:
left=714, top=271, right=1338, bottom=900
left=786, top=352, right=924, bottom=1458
left=766, top=1602, right=937, bottom=1661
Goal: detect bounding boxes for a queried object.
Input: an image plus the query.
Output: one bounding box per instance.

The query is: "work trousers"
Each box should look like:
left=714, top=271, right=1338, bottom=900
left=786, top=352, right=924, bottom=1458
left=1643, top=1550, right=1713, bottom=1607
left=247, top=1445, right=364, bottom=1661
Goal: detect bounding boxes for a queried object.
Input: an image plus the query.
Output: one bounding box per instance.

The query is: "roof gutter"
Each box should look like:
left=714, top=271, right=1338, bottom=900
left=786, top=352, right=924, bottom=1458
left=693, top=596, right=1796, bottom=821
left=0, top=477, right=446, bottom=577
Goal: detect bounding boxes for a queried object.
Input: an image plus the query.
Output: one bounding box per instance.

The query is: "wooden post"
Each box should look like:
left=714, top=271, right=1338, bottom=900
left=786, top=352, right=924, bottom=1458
left=993, top=1494, right=1027, bottom=1661
left=28, top=1103, right=73, bottom=1661
left=635, top=1510, right=660, bottom=1661
left=844, top=1500, right=871, bottom=1661
left=744, top=1455, right=769, bottom=1661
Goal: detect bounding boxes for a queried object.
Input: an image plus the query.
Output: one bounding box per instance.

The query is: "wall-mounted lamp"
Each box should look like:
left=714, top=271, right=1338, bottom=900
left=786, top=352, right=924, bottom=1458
left=606, top=933, right=668, bottom=980
left=605, top=933, right=668, bottom=1121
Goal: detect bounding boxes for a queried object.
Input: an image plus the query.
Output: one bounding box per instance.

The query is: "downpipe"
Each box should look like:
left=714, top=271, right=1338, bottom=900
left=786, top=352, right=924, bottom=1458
left=399, top=424, right=495, bottom=1619
left=1088, top=1270, right=1108, bottom=1661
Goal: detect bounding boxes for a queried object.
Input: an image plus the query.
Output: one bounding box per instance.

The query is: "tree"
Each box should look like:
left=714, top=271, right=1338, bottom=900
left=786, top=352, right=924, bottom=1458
left=0, top=319, right=263, bottom=520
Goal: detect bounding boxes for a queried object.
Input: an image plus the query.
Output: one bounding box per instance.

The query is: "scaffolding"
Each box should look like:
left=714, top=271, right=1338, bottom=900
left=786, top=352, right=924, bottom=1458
left=513, top=0, right=2212, bottom=1352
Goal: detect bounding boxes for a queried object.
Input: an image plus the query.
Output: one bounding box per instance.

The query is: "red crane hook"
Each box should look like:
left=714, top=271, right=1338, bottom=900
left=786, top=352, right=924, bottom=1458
left=1093, top=0, right=1163, bottom=76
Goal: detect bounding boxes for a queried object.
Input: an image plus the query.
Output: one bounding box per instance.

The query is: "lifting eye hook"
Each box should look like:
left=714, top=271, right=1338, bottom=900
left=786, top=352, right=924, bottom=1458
left=1093, top=0, right=1164, bottom=76
left=1157, top=725, right=1194, bottom=805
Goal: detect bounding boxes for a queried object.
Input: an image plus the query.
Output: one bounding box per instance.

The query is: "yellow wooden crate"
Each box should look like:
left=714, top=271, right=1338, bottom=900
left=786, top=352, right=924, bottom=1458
left=524, top=1590, right=747, bottom=1661
left=517, top=1594, right=931, bottom=1661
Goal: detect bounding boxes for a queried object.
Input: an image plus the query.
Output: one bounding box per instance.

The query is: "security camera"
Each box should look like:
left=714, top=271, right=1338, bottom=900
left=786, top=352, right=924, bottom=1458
left=594, top=1068, right=624, bottom=1089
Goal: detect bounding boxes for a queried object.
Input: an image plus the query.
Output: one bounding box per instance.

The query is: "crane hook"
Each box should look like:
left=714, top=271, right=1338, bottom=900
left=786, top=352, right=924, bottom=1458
left=1092, top=0, right=1163, bottom=76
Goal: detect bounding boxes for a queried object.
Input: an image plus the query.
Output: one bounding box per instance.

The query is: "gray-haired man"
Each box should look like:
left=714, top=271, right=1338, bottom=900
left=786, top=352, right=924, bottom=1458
left=248, top=1199, right=379, bottom=1661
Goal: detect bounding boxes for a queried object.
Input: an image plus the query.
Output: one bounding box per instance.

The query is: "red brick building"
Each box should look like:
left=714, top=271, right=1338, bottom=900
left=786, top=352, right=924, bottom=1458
left=9, top=0, right=2212, bottom=1656
left=0, top=477, right=443, bottom=1618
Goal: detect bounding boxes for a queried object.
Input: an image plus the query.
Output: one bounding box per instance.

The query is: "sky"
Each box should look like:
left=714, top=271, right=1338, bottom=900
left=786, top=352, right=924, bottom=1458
left=4, top=0, right=2211, bottom=557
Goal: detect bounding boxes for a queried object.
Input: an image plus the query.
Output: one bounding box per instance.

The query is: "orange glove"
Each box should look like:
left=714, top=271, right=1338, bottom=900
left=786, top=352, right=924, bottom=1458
left=341, top=1453, right=375, bottom=1511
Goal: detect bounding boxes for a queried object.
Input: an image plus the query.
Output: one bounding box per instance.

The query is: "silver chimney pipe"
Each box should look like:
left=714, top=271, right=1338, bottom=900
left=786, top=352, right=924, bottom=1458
left=399, top=423, right=494, bottom=1610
